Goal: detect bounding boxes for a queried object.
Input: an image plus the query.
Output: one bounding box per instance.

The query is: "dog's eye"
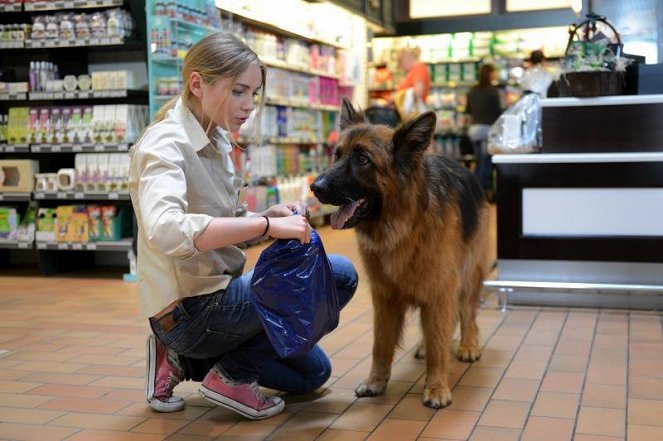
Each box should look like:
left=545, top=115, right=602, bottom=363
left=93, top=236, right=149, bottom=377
left=357, top=153, right=370, bottom=165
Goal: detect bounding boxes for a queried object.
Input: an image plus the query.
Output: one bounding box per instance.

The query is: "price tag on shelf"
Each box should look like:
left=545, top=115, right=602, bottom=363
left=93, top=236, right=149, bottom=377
left=74, top=192, right=85, bottom=200
left=18, top=242, right=29, bottom=249
left=72, top=145, right=83, bottom=152
left=52, top=145, right=61, bottom=152
left=109, top=192, right=119, bottom=200
left=0, top=194, right=4, bottom=201
left=34, top=192, right=44, bottom=199
left=64, top=92, right=76, bottom=99
left=5, top=146, right=14, bottom=153
left=94, top=145, right=105, bottom=152
left=32, top=146, right=41, bottom=153
left=72, top=243, right=83, bottom=250
left=58, top=243, right=68, bottom=250
left=87, top=243, right=97, bottom=250
left=37, top=242, right=47, bottom=250
left=57, top=192, right=67, bottom=199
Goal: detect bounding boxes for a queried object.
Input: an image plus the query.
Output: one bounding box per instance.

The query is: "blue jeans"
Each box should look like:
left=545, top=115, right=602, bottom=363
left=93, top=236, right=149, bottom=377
left=468, top=124, right=493, bottom=192
left=150, top=254, right=357, bottom=394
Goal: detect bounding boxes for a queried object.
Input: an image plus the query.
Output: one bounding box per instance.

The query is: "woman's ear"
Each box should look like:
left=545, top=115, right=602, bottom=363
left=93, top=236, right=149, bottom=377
left=189, top=72, right=204, bottom=98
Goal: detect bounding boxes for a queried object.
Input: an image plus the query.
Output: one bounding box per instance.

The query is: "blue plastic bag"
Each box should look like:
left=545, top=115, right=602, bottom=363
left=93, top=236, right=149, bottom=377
left=250, top=230, right=339, bottom=358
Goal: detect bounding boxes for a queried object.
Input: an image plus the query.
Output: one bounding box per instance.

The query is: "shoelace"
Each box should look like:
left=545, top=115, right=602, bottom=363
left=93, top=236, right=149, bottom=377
left=248, top=382, right=269, bottom=406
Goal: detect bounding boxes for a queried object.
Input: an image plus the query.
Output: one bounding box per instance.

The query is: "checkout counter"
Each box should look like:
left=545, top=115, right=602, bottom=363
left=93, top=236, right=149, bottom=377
left=486, top=94, right=663, bottom=310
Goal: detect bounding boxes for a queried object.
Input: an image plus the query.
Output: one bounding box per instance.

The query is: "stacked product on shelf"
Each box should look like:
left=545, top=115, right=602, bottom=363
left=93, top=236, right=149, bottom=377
left=3, top=104, right=148, bottom=146
left=147, top=0, right=222, bottom=117
left=0, top=0, right=146, bottom=271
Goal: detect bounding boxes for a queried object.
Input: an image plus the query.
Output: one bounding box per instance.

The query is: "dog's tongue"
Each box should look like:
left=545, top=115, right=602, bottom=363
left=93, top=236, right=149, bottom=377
left=330, top=201, right=360, bottom=230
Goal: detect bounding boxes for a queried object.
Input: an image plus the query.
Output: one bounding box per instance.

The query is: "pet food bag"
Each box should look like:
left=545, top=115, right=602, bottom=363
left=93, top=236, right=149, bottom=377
left=250, top=229, right=339, bottom=358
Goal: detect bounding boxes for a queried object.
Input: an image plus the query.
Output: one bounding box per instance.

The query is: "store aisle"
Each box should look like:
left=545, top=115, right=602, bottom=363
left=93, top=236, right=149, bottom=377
left=0, top=209, right=662, bottom=441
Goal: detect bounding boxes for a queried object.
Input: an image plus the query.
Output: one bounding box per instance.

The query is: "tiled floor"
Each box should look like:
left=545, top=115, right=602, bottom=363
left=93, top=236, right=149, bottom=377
left=1, top=211, right=663, bottom=440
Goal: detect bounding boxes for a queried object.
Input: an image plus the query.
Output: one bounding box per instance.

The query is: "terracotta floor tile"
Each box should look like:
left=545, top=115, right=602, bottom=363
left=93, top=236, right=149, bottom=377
left=0, top=392, right=53, bottom=408
left=628, top=399, right=663, bottom=427
left=316, top=429, right=369, bottom=441
left=524, top=332, right=562, bottom=346
left=268, top=411, right=339, bottom=441
left=582, top=384, right=626, bottom=409
left=521, top=416, right=574, bottom=441
left=355, top=380, right=413, bottom=405
left=458, top=366, right=504, bottom=388
left=330, top=402, right=393, bottom=432
left=531, top=392, right=580, bottom=419
left=366, top=419, right=426, bottom=441
left=514, top=344, right=554, bottom=362
left=48, top=411, right=147, bottom=431
left=576, top=407, right=625, bottom=437
left=215, top=421, right=278, bottom=440
left=629, top=377, right=663, bottom=400
left=0, top=406, right=64, bottom=424
left=473, top=348, right=514, bottom=368
left=387, top=395, right=436, bottom=421
left=0, top=422, right=78, bottom=441
left=573, top=435, right=623, bottom=441
left=630, top=359, right=663, bottom=380
left=38, top=396, right=131, bottom=414
left=627, top=424, right=663, bottom=441
left=493, top=378, right=540, bottom=402
left=0, top=380, right=43, bottom=394
left=477, top=400, right=530, bottom=429
left=130, top=417, right=191, bottom=435
left=27, top=383, right=114, bottom=399
left=586, top=365, right=627, bottom=386
left=420, top=409, right=480, bottom=439
left=448, top=386, right=493, bottom=411
left=630, top=343, right=663, bottom=361
left=548, top=354, right=589, bottom=373
left=64, top=429, right=164, bottom=441
left=304, top=387, right=357, bottom=414
left=541, top=372, right=585, bottom=394
left=504, top=360, right=548, bottom=380
left=468, top=426, right=521, bottom=441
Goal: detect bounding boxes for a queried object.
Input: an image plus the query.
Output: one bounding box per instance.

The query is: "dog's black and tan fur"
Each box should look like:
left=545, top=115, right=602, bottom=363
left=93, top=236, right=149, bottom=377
left=311, top=98, right=490, bottom=408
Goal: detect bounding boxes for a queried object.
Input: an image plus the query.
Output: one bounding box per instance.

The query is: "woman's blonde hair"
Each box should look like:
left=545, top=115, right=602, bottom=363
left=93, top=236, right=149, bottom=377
left=153, top=32, right=266, bottom=145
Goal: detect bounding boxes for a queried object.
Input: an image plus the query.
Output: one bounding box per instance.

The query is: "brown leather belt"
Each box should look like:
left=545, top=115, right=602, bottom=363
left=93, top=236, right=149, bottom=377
left=153, top=301, right=180, bottom=333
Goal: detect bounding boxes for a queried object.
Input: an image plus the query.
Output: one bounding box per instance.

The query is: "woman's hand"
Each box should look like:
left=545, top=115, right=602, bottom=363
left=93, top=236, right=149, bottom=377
left=261, top=201, right=309, bottom=219
left=268, top=214, right=312, bottom=244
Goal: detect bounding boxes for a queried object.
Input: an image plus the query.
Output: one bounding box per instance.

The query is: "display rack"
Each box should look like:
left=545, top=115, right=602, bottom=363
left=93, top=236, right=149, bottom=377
left=0, top=0, right=146, bottom=275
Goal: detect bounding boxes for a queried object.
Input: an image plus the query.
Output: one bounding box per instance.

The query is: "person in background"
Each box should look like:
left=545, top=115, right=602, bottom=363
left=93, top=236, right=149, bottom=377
left=466, top=63, right=502, bottom=193
left=129, top=32, right=358, bottom=421
left=395, top=46, right=432, bottom=106
left=520, top=49, right=555, bottom=97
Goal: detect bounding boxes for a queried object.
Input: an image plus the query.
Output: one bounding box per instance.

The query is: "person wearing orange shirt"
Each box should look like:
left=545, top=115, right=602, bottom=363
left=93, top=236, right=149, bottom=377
left=396, top=46, right=432, bottom=105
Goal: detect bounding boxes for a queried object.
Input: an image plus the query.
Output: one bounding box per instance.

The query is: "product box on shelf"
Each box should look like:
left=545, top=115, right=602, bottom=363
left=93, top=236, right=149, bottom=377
left=16, top=205, right=36, bottom=243
left=0, top=159, right=39, bottom=193
left=7, top=107, right=30, bottom=144
left=36, top=207, right=56, bottom=242
left=99, top=205, right=131, bottom=241
left=0, top=206, right=19, bottom=241
left=55, top=205, right=89, bottom=243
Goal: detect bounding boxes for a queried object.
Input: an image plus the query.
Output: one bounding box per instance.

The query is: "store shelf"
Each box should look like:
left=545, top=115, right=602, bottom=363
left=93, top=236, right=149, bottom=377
left=33, top=191, right=130, bottom=201
left=264, top=97, right=340, bottom=112
left=260, top=57, right=340, bottom=80
left=24, top=0, right=123, bottom=11
left=0, top=41, right=24, bottom=49
left=171, top=18, right=220, bottom=34
left=0, top=192, right=32, bottom=202
left=24, top=37, right=126, bottom=49
left=0, top=240, right=33, bottom=250
left=35, top=239, right=132, bottom=251
left=267, top=137, right=323, bottom=145
left=0, top=3, right=22, bottom=12
left=28, top=90, right=147, bottom=101
left=31, top=143, right=130, bottom=153
left=0, top=144, right=30, bottom=153
left=151, top=55, right=183, bottom=64
left=0, top=92, right=28, bottom=101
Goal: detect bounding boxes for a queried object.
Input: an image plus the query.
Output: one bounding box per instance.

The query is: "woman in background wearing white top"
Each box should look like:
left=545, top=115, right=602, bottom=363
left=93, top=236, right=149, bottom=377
left=129, top=32, right=358, bottom=421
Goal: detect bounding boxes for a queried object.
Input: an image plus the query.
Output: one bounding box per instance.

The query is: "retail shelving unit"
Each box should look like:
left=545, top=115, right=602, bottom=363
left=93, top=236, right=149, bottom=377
left=0, top=0, right=146, bottom=274
left=146, top=0, right=221, bottom=119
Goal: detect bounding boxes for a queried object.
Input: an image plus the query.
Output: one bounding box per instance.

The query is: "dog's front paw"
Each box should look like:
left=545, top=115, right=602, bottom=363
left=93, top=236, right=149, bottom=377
left=355, top=379, right=387, bottom=397
left=423, top=385, right=452, bottom=409
left=457, top=344, right=482, bottom=362
left=414, top=344, right=426, bottom=359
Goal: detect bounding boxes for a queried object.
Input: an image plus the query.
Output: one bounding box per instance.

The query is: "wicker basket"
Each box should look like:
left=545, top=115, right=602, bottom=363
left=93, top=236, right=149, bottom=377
left=555, top=71, right=624, bottom=97
left=553, top=14, right=625, bottom=98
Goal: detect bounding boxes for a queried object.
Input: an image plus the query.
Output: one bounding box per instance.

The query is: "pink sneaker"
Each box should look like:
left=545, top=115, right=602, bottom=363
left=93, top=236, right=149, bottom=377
left=199, top=366, right=284, bottom=420
left=146, top=335, right=185, bottom=412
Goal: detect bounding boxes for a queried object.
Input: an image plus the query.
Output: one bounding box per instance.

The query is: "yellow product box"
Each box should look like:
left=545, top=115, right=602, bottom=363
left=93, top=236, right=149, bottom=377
left=0, top=159, right=39, bottom=193
left=55, top=206, right=74, bottom=242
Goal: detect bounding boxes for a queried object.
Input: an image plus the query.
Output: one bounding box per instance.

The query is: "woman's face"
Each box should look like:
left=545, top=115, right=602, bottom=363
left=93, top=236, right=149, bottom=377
left=200, top=63, right=263, bottom=132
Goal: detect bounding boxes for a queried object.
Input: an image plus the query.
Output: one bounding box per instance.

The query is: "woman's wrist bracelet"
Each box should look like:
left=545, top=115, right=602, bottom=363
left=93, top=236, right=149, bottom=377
left=261, top=216, right=270, bottom=236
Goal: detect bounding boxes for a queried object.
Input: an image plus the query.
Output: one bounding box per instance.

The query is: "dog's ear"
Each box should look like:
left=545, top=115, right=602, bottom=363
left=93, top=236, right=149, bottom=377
left=392, top=111, right=436, bottom=158
left=340, top=97, right=367, bottom=130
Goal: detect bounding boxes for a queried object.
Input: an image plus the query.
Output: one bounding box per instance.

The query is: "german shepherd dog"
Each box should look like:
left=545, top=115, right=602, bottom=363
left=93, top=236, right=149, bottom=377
left=310, top=99, right=490, bottom=408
